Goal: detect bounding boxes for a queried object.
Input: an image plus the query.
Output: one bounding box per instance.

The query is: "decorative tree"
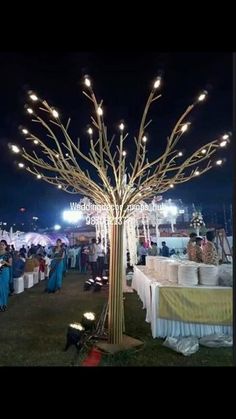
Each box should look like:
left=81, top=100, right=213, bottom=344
left=190, top=206, right=205, bottom=236
left=11, top=76, right=229, bottom=344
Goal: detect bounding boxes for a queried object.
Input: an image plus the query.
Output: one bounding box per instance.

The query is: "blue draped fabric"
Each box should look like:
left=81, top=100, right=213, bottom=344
left=46, top=248, right=64, bottom=292
left=0, top=253, right=11, bottom=308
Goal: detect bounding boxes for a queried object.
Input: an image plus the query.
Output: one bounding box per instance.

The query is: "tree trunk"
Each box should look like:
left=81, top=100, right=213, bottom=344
left=108, top=222, right=124, bottom=344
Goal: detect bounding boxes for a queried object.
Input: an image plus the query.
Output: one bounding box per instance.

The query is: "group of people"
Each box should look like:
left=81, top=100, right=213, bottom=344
left=187, top=231, right=219, bottom=265
left=137, top=230, right=219, bottom=266
left=138, top=241, right=176, bottom=265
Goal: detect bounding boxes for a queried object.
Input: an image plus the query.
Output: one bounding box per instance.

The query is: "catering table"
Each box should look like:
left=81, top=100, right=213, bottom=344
left=132, top=265, right=232, bottom=338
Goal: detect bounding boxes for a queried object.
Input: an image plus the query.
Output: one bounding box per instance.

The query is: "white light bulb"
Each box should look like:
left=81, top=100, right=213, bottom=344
left=58, top=184, right=62, bottom=189
left=18, top=163, right=24, bottom=168
left=88, top=127, right=93, bottom=135
left=220, top=140, right=227, bottom=147
left=56, top=154, right=59, bottom=158
left=195, top=171, right=200, bottom=176
left=222, top=134, right=229, bottom=140
left=97, top=107, right=103, bottom=116
left=12, top=145, right=20, bottom=153
left=51, top=109, right=59, bottom=118
left=119, top=123, right=125, bottom=131
left=37, top=174, right=42, bottom=179
left=181, top=123, right=189, bottom=133
left=22, top=128, right=28, bottom=135
left=170, top=184, right=174, bottom=188
left=29, top=93, right=38, bottom=101
left=154, top=77, right=161, bottom=89
left=84, top=77, right=91, bottom=87
left=142, top=135, right=147, bottom=143
left=27, top=108, right=33, bottom=114
left=216, top=159, right=222, bottom=165
left=34, top=140, right=39, bottom=144
left=65, top=153, right=69, bottom=157
left=198, top=91, right=207, bottom=101
left=122, top=151, right=127, bottom=156
left=178, top=151, right=183, bottom=156
left=201, top=149, right=207, bottom=154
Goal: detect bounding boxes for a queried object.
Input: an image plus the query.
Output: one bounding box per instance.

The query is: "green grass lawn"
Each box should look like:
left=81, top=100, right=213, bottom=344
left=0, top=272, right=233, bottom=366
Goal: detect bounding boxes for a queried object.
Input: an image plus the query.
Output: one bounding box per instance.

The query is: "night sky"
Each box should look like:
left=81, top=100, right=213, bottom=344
left=0, top=52, right=232, bottom=228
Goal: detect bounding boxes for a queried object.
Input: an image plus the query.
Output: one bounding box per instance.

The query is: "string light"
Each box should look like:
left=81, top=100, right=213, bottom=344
left=153, top=77, right=161, bottom=89
left=142, top=135, right=147, bottom=143
left=51, top=109, right=59, bottom=118
left=58, top=184, right=62, bottom=189
left=18, top=163, right=24, bottom=168
left=198, top=90, right=207, bottom=102
left=178, top=151, right=183, bottom=156
left=220, top=140, right=227, bottom=147
left=22, top=128, right=28, bottom=135
left=216, top=159, right=222, bottom=166
left=122, top=151, right=127, bottom=156
left=11, top=145, right=20, bottom=153
left=29, top=93, right=38, bottom=101
left=34, top=140, right=39, bottom=144
left=119, top=123, right=125, bottom=131
left=195, top=170, right=200, bottom=176
left=88, top=127, right=93, bottom=135
left=97, top=107, right=103, bottom=116
left=222, top=134, right=229, bottom=140
left=37, top=174, right=42, bottom=179
left=27, top=108, right=33, bottom=114
left=181, top=123, right=189, bottom=133
left=201, top=149, right=207, bottom=154
left=170, top=184, right=174, bottom=188
left=84, top=77, right=91, bottom=87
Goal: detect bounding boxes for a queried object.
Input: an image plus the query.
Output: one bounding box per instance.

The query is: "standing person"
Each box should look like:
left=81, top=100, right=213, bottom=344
left=0, top=240, right=12, bottom=311
left=148, top=241, right=158, bottom=256
left=45, top=238, right=65, bottom=293
left=12, top=252, right=25, bottom=279
left=96, top=238, right=105, bottom=278
left=19, top=245, right=27, bottom=256
left=139, top=242, right=148, bottom=265
left=192, top=236, right=203, bottom=263
left=89, top=238, right=97, bottom=279
left=202, top=231, right=219, bottom=265
left=187, top=232, right=197, bottom=261
left=160, top=241, right=170, bottom=257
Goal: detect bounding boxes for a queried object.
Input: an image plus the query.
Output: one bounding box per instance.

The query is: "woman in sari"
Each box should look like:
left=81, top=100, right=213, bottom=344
left=45, top=239, right=65, bottom=293
left=0, top=240, right=12, bottom=311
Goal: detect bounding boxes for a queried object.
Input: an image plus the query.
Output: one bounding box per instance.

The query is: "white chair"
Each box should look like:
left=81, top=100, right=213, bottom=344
left=33, top=272, right=39, bottom=285
left=14, top=276, right=24, bottom=294
left=23, top=273, right=34, bottom=288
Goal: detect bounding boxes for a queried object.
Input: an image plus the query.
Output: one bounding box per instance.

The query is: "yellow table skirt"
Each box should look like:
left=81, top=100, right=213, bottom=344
left=159, top=287, right=232, bottom=325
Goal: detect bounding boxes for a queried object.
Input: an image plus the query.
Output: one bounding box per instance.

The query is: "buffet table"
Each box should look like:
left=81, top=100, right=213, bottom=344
left=132, top=265, right=232, bottom=338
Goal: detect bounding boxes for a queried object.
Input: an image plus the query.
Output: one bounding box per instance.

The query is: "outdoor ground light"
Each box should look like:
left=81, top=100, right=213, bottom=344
left=81, top=312, right=96, bottom=331
left=102, top=276, right=108, bottom=285
left=84, top=280, right=92, bottom=291
left=64, top=323, right=85, bottom=351
left=94, top=282, right=102, bottom=292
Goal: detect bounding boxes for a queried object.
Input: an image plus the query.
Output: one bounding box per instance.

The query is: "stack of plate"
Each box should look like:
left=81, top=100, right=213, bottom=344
left=178, top=264, right=199, bottom=286
left=199, top=264, right=219, bottom=286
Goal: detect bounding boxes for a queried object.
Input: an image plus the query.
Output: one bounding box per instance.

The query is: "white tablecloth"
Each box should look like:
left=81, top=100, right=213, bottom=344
left=133, top=266, right=232, bottom=338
